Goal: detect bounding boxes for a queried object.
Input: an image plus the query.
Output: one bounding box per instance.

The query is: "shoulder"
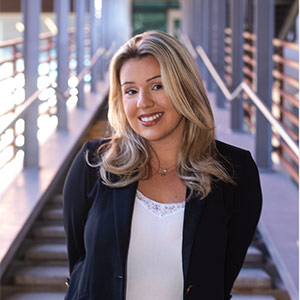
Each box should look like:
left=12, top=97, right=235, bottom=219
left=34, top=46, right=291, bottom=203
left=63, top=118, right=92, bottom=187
left=215, top=142, right=262, bottom=215
left=76, top=138, right=110, bottom=167
left=65, top=139, right=110, bottom=187
left=215, top=140, right=258, bottom=181
left=83, top=138, right=111, bottom=157
left=215, top=139, right=254, bottom=166
left=215, top=140, right=250, bottom=160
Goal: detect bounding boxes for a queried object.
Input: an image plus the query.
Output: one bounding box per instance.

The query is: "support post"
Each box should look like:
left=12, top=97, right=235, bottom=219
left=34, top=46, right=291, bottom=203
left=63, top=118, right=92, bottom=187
left=181, top=0, right=191, bottom=36
left=100, top=0, right=131, bottom=79
left=230, top=0, right=244, bottom=131
left=89, top=0, right=97, bottom=93
left=190, top=0, right=202, bottom=72
left=100, top=0, right=110, bottom=80
left=197, top=0, right=205, bottom=79
left=254, top=0, right=273, bottom=169
left=206, top=0, right=214, bottom=92
left=215, top=0, right=226, bottom=108
left=95, top=1, right=103, bottom=81
left=55, top=0, right=69, bottom=130
left=75, top=0, right=86, bottom=108
left=201, top=0, right=209, bottom=85
left=22, top=0, right=40, bottom=168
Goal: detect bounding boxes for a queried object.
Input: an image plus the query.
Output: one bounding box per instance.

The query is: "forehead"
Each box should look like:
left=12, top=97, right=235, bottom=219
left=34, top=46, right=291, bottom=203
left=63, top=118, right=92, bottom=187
left=119, top=55, right=161, bottom=80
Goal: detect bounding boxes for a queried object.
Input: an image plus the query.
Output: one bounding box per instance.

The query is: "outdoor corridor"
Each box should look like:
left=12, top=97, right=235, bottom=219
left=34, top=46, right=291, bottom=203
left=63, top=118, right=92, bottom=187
left=0, top=0, right=298, bottom=300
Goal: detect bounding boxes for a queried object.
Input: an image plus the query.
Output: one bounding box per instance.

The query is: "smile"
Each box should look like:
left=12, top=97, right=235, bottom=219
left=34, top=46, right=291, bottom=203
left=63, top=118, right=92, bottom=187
left=139, top=112, right=163, bottom=123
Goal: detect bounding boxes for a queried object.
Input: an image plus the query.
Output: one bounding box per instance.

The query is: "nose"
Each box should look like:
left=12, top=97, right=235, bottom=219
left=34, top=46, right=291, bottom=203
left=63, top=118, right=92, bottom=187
left=137, top=90, right=154, bottom=108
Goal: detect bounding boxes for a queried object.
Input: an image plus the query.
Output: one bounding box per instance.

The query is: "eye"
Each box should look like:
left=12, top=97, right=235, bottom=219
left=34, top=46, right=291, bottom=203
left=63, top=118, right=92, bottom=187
left=152, top=84, right=163, bottom=91
left=124, top=89, right=137, bottom=95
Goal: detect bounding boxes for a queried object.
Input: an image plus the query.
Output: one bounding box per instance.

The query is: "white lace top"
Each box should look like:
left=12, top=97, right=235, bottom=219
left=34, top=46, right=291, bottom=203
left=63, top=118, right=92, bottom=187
left=125, top=190, right=185, bottom=300
left=136, top=189, right=186, bottom=218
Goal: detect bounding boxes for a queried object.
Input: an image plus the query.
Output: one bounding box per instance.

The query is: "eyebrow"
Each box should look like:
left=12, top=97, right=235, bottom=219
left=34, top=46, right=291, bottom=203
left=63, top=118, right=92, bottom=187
left=121, top=75, right=161, bottom=86
left=146, top=75, right=161, bottom=82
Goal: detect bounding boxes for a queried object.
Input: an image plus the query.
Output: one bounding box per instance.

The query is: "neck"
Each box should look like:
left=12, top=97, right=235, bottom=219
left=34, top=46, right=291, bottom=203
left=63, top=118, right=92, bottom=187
left=149, top=140, right=180, bottom=168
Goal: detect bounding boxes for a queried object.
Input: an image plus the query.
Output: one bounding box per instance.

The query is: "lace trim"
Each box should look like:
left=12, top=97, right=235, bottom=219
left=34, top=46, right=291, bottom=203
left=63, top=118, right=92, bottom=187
left=136, top=190, right=185, bottom=218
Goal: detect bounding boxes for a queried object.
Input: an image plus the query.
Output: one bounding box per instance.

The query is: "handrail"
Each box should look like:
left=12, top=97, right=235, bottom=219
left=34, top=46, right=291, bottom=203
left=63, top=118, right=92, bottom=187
left=273, top=38, right=299, bottom=51
left=0, top=89, right=42, bottom=135
left=64, top=46, right=106, bottom=98
left=77, top=47, right=105, bottom=84
left=0, top=28, right=76, bottom=49
left=0, top=45, right=107, bottom=136
left=180, top=34, right=299, bottom=158
left=62, top=41, right=115, bottom=99
left=104, top=40, right=116, bottom=59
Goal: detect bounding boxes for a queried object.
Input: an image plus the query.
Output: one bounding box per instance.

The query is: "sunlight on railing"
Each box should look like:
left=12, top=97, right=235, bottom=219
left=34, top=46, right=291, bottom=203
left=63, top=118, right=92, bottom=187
left=0, top=43, right=56, bottom=166
left=0, top=12, right=101, bottom=196
left=0, top=21, right=103, bottom=181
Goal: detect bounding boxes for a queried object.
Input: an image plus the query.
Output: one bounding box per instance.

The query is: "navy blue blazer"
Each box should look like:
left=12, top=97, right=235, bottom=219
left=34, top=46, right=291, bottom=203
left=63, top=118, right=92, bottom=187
left=63, top=139, right=262, bottom=300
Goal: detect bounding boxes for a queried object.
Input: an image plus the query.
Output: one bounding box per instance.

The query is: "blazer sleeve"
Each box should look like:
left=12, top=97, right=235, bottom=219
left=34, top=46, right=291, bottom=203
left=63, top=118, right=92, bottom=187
left=63, top=141, right=99, bottom=274
left=224, top=150, right=262, bottom=297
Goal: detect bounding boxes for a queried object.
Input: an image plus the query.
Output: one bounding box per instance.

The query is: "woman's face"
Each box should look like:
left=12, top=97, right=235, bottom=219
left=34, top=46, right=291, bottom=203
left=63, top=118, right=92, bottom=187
left=119, top=55, right=184, bottom=146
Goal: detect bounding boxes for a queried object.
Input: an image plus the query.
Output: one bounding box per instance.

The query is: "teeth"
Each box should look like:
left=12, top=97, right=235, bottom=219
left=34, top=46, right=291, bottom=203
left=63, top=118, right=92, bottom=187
left=140, top=113, right=162, bottom=122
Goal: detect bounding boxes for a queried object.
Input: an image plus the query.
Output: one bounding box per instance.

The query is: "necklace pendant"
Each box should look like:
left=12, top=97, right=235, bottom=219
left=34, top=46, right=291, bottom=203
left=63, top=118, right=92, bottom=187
left=161, top=168, right=167, bottom=176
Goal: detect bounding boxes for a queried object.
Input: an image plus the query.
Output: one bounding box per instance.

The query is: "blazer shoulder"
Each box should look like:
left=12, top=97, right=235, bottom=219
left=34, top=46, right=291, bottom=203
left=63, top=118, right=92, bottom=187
left=84, top=138, right=111, bottom=153
left=215, top=140, right=258, bottom=180
left=215, top=139, right=251, bottom=160
left=64, top=139, right=110, bottom=195
left=83, top=138, right=110, bottom=163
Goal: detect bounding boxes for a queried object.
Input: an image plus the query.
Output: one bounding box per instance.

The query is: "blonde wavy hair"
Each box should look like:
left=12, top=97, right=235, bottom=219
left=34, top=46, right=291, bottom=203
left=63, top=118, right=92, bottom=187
left=92, top=30, right=234, bottom=199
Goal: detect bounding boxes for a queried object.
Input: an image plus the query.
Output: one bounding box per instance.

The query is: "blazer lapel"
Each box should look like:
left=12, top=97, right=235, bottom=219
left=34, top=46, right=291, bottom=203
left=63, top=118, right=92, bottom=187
left=112, top=181, right=138, bottom=275
left=182, top=183, right=224, bottom=283
left=182, top=189, right=206, bottom=282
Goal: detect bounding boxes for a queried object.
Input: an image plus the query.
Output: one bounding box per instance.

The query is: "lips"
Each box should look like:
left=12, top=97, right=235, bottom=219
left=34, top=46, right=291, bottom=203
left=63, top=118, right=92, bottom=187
left=138, top=112, right=163, bottom=125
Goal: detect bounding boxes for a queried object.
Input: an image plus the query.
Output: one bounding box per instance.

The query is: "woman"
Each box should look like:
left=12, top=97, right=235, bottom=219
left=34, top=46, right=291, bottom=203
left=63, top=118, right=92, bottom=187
left=63, top=31, right=262, bottom=300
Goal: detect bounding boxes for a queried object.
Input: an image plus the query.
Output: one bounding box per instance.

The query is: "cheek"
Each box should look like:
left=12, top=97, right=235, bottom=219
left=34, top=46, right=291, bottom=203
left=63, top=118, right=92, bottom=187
left=159, top=93, right=173, bottom=108
left=122, top=99, right=136, bottom=120
left=122, top=98, right=129, bottom=115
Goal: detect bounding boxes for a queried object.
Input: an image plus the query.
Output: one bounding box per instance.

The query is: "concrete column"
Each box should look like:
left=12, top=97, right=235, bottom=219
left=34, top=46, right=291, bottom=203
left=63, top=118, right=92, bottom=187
left=101, top=0, right=131, bottom=78
left=189, top=0, right=194, bottom=39
left=89, top=0, right=97, bottom=93
left=111, top=0, right=131, bottom=48
left=254, top=0, right=273, bottom=169
left=99, top=0, right=107, bottom=80
left=196, top=0, right=205, bottom=78
left=22, top=0, right=41, bottom=168
left=230, top=0, right=244, bottom=131
left=206, top=0, right=214, bottom=92
left=100, top=0, right=110, bottom=79
left=192, top=0, right=203, bottom=72
left=215, top=0, right=226, bottom=108
left=75, top=0, right=86, bottom=108
left=182, top=0, right=197, bottom=44
left=201, top=0, right=209, bottom=85
left=96, top=3, right=102, bottom=81
left=181, top=0, right=190, bottom=36
left=55, top=0, right=69, bottom=130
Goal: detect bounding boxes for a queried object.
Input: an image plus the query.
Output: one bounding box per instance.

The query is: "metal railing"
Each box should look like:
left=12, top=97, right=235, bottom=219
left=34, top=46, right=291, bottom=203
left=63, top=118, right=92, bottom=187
left=0, top=32, right=58, bottom=117
left=0, top=29, right=106, bottom=170
left=224, top=28, right=299, bottom=182
left=181, top=34, right=299, bottom=179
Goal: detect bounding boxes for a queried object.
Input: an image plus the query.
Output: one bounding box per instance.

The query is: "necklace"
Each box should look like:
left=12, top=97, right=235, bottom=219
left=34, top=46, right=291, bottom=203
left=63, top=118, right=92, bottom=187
left=160, top=168, right=168, bottom=176
left=152, top=162, right=177, bottom=176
